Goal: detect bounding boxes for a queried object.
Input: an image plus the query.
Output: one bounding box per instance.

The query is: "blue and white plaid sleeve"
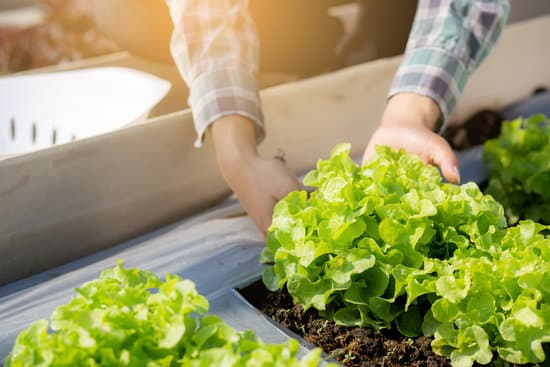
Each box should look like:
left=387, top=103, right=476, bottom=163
left=166, top=0, right=263, bottom=147
left=389, top=0, right=510, bottom=131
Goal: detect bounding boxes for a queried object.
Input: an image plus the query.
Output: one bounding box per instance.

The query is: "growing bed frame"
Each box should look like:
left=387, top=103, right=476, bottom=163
left=1, top=14, right=550, bottom=366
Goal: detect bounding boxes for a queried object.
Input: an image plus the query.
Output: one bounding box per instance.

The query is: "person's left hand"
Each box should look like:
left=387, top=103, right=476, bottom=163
left=363, top=93, right=461, bottom=184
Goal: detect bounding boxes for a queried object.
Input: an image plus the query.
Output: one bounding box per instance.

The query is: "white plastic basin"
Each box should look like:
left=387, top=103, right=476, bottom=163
left=0, top=67, right=171, bottom=155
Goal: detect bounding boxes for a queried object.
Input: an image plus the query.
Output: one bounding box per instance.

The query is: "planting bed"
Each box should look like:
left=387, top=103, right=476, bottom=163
left=4, top=115, right=550, bottom=367
left=2, top=13, right=550, bottom=365
left=3, top=136, right=550, bottom=366
left=251, top=125, right=550, bottom=367
left=241, top=280, right=452, bottom=367
left=0, top=146, right=492, bottom=367
left=241, top=278, right=549, bottom=367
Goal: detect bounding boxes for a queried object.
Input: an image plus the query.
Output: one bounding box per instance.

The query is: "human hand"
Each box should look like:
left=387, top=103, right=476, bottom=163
left=210, top=115, right=301, bottom=235
left=363, top=93, right=461, bottom=184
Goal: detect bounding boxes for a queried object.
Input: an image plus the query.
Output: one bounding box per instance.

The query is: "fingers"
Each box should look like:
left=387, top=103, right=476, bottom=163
left=275, top=172, right=301, bottom=200
left=441, top=162, right=461, bottom=184
left=361, top=141, right=376, bottom=166
left=429, top=135, right=461, bottom=184
left=363, top=125, right=461, bottom=184
left=267, top=159, right=301, bottom=199
left=240, top=192, right=271, bottom=236
left=242, top=158, right=301, bottom=236
left=253, top=196, right=279, bottom=236
left=256, top=209, right=273, bottom=236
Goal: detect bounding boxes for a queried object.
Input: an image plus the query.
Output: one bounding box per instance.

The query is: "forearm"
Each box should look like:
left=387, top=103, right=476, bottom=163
left=390, top=0, right=510, bottom=128
left=210, top=115, right=258, bottom=172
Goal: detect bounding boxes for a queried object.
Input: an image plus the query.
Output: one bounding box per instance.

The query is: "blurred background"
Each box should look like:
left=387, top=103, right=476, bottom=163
left=2, top=0, right=550, bottom=77
left=0, top=0, right=119, bottom=74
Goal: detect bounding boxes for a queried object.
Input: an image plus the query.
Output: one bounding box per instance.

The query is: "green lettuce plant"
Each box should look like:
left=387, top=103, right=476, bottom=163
left=484, top=114, right=550, bottom=225
left=5, top=262, right=335, bottom=367
left=262, top=144, right=550, bottom=366
left=427, top=220, right=550, bottom=366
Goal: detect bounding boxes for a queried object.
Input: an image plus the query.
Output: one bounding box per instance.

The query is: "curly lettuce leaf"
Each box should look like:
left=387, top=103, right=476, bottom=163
left=484, top=114, right=550, bottom=224
left=264, top=143, right=550, bottom=366
left=5, top=262, right=336, bottom=367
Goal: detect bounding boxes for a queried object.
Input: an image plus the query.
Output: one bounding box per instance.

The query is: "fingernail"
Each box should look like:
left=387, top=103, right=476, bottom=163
left=452, top=166, right=461, bottom=184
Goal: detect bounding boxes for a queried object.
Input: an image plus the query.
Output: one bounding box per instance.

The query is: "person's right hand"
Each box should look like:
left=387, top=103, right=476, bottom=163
left=210, top=115, right=301, bottom=235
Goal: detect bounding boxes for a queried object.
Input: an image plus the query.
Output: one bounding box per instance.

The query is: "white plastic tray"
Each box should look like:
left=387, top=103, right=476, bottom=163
left=0, top=67, right=171, bottom=155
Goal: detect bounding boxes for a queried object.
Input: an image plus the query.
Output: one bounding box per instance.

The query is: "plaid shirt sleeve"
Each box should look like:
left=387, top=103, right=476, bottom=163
left=389, top=0, right=510, bottom=131
left=165, top=0, right=263, bottom=147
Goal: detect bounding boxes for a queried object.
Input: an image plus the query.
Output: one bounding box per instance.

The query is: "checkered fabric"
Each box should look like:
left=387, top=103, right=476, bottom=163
left=391, top=0, right=510, bottom=131
left=165, top=0, right=509, bottom=144
left=165, top=0, right=262, bottom=147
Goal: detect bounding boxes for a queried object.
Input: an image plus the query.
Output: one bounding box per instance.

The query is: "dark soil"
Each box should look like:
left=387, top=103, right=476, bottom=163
left=241, top=281, right=542, bottom=366
left=240, top=281, right=452, bottom=367
left=443, top=109, right=503, bottom=151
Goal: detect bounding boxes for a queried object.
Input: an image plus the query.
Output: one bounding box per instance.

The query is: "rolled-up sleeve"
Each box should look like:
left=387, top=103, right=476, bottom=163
left=165, top=0, right=264, bottom=147
left=389, top=0, right=510, bottom=130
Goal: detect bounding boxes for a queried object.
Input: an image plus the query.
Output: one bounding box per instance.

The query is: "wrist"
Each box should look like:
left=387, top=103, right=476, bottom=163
left=382, top=93, right=442, bottom=131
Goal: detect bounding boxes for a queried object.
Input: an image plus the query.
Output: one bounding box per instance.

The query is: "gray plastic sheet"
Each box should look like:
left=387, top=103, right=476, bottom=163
left=0, top=197, right=269, bottom=361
